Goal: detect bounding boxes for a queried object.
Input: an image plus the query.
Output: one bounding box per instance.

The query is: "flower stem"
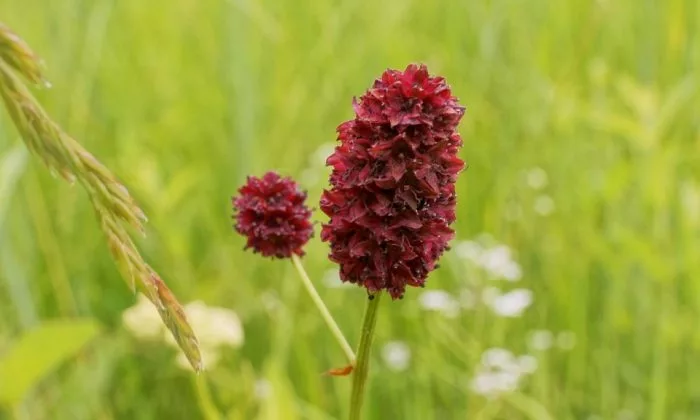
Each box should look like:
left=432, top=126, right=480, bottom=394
left=291, top=254, right=356, bottom=366
left=192, top=373, right=220, bottom=420
left=349, top=291, right=382, bottom=420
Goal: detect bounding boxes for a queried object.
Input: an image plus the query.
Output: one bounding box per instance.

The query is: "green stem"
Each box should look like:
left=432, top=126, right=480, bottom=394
left=291, top=254, right=356, bottom=365
left=349, top=292, right=382, bottom=420
left=192, top=373, right=221, bottom=420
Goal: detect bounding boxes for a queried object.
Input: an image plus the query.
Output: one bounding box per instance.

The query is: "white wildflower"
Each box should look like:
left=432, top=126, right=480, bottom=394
left=207, top=307, right=245, bottom=347
left=481, top=287, right=501, bottom=305
left=479, top=245, right=522, bottom=281
left=526, top=167, right=548, bottom=190
left=122, top=294, right=165, bottom=340
left=175, top=347, right=221, bottom=372
left=481, top=348, right=515, bottom=369
left=517, top=355, right=538, bottom=374
left=381, top=341, right=411, bottom=372
left=470, top=371, right=518, bottom=397
left=163, top=301, right=244, bottom=371
left=124, top=296, right=245, bottom=371
left=470, top=372, right=502, bottom=397
left=528, top=329, right=554, bottom=351
left=493, top=371, right=520, bottom=392
left=501, top=261, right=523, bottom=282
left=471, top=348, right=537, bottom=398
left=254, top=379, right=273, bottom=400
left=454, top=240, right=482, bottom=262
left=418, top=290, right=460, bottom=318
left=534, top=195, right=555, bottom=216
left=171, top=301, right=244, bottom=350
left=455, top=238, right=523, bottom=281
left=488, top=288, right=533, bottom=318
left=479, top=245, right=512, bottom=274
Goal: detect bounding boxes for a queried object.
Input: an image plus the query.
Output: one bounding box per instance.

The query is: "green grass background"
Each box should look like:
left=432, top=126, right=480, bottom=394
left=1, top=0, right=700, bottom=419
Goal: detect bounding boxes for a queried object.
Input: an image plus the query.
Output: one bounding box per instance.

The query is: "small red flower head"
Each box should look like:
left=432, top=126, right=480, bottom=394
left=320, top=64, right=465, bottom=299
left=233, top=172, right=313, bottom=258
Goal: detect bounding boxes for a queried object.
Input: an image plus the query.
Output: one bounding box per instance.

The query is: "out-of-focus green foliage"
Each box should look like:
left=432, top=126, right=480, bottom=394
left=0, top=0, right=699, bottom=419
left=0, top=319, right=100, bottom=408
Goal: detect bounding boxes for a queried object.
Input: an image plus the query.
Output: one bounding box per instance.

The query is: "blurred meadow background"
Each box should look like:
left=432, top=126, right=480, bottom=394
left=1, top=0, right=700, bottom=419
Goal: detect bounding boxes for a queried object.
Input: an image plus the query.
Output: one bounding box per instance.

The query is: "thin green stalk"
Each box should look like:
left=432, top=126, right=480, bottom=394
left=291, top=254, right=356, bottom=366
left=192, top=373, right=221, bottom=420
left=349, top=291, right=382, bottom=420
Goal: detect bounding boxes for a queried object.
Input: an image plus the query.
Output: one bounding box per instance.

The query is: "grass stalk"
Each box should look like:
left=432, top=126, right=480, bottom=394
left=0, top=22, right=201, bottom=371
left=291, top=254, right=356, bottom=366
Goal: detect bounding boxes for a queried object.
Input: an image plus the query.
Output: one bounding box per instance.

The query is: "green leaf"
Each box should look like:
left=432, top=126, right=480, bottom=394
left=0, top=319, right=101, bottom=407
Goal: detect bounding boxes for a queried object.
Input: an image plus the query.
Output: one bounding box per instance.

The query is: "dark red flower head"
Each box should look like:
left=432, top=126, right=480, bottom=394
left=233, top=172, right=313, bottom=259
left=320, top=64, right=465, bottom=299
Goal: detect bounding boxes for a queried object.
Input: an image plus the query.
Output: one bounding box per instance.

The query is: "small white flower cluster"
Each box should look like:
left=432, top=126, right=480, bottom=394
left=416, top=237, right=535, bottom=318
left=525, top=167, right=555, bottom=216
left=506, top=168, right=556, bottom=221
left=526, top=167, right=549, bottom=190
left=418, top=290, right=461, bottom=318
left=470, top=347, right=538, bottom=398
left=254, top=378, right=273, bottom=400
left=455, top=240, right=522, bottom=282
left=122, top=294, right=244, bottom=371
left=417, top=289, right=527, bottom=320
left=434, top=237, right=534, bottom=318
left=482, top=287, right=533, bottom=318
left=527, top=329, right=576, bottom=351
left=121, top=294, right=165, bottom=340
left=381, top=340, right=412, bottom=372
